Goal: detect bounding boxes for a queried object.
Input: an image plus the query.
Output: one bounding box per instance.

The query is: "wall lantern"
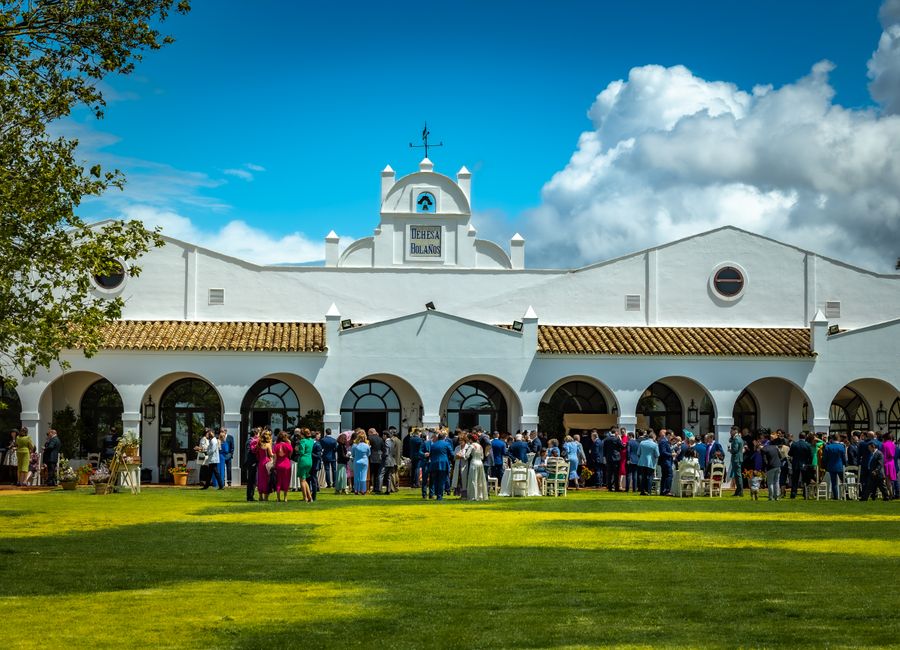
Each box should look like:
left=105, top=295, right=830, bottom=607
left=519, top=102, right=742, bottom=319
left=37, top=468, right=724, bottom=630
left=876, top=401, right=887, bottom=426
left=687, top=399, right=699, bottom=425
left=511, top=320, right=523, bottom=332
left=143, top=395, right=156, bottom=424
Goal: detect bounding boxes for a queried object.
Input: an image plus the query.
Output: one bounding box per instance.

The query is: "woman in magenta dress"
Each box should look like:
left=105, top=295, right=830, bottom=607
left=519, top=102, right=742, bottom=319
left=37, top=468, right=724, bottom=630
left=619, top=430, right=629, bottom=490
left=273, top=431, right=294, bottom=502
left=252, top=429, right=273, bottom=501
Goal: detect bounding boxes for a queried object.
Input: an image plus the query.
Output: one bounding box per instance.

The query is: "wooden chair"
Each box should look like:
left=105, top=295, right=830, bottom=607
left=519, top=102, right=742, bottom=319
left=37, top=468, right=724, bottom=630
left=650, top=466, right=662, bottom=495
left=510, top=463, right=529, bottom=497
left=710, top=463, right=726, bottom=497
left=487, top=476, right=499, bottom=495
left=543, top=457, right=568, bottom=497
left=679, top=466, right=701, bottom=497
left=172, top=452, right=187, bottom=466
left=843, top=467, right=860, bottom=500
left=86, top=452, right=101, bottom=469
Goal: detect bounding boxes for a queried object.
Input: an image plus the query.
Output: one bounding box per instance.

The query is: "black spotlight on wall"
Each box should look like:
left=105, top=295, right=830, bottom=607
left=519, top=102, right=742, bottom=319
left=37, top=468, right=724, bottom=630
left=512, top=320, right=524, bottom=332
left=425, top=301, right=436, bottom=311
left=340, top=319, right=353, bottom=330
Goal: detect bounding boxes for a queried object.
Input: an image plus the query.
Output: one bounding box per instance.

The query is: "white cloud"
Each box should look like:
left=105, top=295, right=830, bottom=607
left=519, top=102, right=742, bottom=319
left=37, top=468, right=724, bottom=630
left=869, top=0, right=900, bottom=114
left=223, top=168, right=254, bottom=181
left=123, top=205, right=328, bottom=265
left=223, top=163, right=266, bottom=181
left=523, top=9, right=900, bottom=272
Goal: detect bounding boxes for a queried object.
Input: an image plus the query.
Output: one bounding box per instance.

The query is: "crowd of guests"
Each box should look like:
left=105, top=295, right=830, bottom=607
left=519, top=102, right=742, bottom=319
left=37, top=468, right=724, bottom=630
left=725, top=426, right=898, bottom=502
left=230, top=423, right=900, bottom=504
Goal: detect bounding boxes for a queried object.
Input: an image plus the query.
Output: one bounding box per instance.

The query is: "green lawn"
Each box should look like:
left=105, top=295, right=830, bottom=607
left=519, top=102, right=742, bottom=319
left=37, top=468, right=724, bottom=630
left=1, top=487, right=899, bottom=649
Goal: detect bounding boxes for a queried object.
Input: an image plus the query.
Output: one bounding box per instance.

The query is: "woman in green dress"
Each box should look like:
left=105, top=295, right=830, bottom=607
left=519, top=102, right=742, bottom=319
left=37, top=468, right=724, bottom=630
left=295, top=428, right=314, bottom=503
left=15, top=427, right=34, bottom=487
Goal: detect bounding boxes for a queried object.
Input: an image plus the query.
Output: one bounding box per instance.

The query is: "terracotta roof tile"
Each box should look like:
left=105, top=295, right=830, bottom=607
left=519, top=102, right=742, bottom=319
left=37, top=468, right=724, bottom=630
left=101, top=321, right=325, bottom=352
left=536, top=325, right=812, bottom=357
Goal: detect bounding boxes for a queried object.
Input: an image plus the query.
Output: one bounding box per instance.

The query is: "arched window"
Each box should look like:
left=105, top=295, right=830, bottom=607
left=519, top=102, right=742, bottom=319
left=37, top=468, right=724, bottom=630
left=637, top=382, right=682, bottom=432
left=732, top=389, right=758, bottom=433
left=547, top=381, right=608, bottom=414
left=0, top=383, right=21, bottom=435
left=829, top=386, right=870, bottom=436
left=340, top=380, right=401, bottom=433
left=539, top=381, right=608, bottom=436
left=159, top=379, right=221, bottom=464
left=888, top=398, right=900, bottom=438
left=80, top=379, right=124, bottom=454
left=241, top=379, right=300, bottom=443
left=699, top=395, right=716, bottom=438
left=447, top=381, right=508, bottom=433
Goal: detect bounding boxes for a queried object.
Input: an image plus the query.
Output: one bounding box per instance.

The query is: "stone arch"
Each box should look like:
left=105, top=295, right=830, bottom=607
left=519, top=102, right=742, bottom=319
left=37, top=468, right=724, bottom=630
left=440, top=374, right=523, bottom=434
left=339, top=373, right=424, bottom=436
left=538, top=375, right=618, bottom=437
left=735, top=377, right=814, bottom=435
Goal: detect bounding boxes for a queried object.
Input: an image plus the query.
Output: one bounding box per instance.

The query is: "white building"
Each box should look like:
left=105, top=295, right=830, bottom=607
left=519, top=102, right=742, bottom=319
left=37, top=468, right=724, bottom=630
left=5, top=158, right=900, bottom=482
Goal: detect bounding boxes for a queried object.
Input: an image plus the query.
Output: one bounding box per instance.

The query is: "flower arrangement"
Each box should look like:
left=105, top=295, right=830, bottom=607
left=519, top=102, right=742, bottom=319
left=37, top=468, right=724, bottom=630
left=77, top=464, right=93, bottom=479
left=580, top=466, right=594, bottom=482
left=57, top=455, right=77, bottom=483
left=90, top=464, right=111, bottom=484
left=121, top=431, right=140, bottom=447
left=742, top=469, right=765, bottom=480
left=168, top=464, right=188, bottom=475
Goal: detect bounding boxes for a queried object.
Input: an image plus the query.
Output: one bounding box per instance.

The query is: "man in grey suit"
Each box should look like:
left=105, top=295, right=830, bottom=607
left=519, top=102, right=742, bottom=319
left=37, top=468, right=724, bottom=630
left=367, top=428, right=384, bottom=493
left=380, top=430, right=397, bottom=494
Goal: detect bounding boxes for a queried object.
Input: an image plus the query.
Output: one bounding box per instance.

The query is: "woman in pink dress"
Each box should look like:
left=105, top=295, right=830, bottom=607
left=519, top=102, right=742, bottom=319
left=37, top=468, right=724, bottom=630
left=252, top=429, right=273, bottom=501
left=273, top=431, right=294, bottom=502
left=619, top=430, right=629, bottom=490
left=883, top=433, right=898, bottom=499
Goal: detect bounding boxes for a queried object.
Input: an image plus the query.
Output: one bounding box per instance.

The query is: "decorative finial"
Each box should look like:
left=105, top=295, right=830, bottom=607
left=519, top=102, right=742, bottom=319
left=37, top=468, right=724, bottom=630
left=409, top=122, right=443, bottom=160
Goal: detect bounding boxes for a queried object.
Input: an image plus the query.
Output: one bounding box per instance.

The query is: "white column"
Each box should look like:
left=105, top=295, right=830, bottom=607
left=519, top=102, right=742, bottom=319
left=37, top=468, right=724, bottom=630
left=618, top=414, right=637, bottom=435
left=716, top=417, right=735, bottom=487
left=121, top=412, right=142, bottom=489
left=812, top=417, right=830, bottom=437
left=520, top=414, right=539, bottom=433
left=223, top=413, right=242, bottom=486
left=20, top=411, right=40, bottom=485
left=323, top=412, right=341, bottom=434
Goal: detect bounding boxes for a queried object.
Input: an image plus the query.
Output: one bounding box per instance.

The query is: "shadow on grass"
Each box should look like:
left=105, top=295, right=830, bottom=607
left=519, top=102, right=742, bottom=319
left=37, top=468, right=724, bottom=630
left=2, top=513, right=900, bottom=648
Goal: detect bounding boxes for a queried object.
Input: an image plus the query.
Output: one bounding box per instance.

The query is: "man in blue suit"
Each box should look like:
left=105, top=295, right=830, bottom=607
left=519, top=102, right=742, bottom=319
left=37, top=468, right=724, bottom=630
left=507, top=433, right=529, bottom=464
left=490, top=432, right=507, bottom=483
left=626, top=432, right=641, bottom=492
left=657, top=429, right=674, bottom=496
left=822, top=434, right=847, bottom=500
left=320, top=429, right=337, bottom=488
left=407, top=430, right=422, bottom=488
left=428, top=433, right=454, bottom=500
left=419, top=432, right=433, bottom=498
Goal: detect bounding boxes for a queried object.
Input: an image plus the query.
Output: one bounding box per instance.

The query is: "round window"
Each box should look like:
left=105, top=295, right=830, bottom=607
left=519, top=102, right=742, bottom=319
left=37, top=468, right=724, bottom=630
left=93, top=261, right=126, bottom=290
left=712, top=266, right=744, bottom=298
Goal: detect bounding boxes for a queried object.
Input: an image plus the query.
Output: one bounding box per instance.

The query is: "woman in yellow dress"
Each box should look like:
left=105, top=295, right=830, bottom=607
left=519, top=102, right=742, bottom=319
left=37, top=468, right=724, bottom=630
left=15, top=427, right=34, bottom=486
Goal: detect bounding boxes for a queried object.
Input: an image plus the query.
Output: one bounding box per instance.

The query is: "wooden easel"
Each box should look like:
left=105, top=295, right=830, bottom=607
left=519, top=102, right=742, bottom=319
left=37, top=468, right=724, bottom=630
left=106, top=440, right=141, bottom=494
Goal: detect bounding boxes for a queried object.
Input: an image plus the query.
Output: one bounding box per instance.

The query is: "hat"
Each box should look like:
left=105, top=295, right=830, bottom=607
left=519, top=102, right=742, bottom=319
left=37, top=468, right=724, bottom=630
left=683, top=430, right=694, bottom=439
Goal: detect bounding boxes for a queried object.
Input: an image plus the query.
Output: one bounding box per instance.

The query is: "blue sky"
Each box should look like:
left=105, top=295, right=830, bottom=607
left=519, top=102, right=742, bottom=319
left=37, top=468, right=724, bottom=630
left=74, top=0, right=900, bottom=269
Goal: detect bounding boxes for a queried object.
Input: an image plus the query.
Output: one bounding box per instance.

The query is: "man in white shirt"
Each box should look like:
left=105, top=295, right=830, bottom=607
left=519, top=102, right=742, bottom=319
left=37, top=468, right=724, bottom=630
left=200, top=430, right=223, bottom=490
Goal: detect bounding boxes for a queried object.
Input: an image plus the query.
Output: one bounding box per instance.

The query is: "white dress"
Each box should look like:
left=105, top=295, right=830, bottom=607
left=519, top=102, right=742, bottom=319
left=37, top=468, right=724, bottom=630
left=673, top=457, right=702, bottom=496
left=452, top=443, right=470, bottom=493
left=464, top=444, right=489, bottom=501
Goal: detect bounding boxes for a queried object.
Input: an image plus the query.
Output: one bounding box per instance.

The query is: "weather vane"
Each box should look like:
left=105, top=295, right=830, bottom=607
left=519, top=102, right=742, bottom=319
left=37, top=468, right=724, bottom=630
left=409, top=122, right=443, bottom=159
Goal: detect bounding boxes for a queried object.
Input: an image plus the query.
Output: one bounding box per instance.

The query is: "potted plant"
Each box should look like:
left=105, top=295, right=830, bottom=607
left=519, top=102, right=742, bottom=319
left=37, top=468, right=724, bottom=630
left=76, top=463, right=93, bottom=486
left=168, top=463, right=189, bottom=486
left=57, top=456, right=78, bottom=490
left=90, top=464, right=111, bottom=494
left=121, top=431, right=140, bottom=460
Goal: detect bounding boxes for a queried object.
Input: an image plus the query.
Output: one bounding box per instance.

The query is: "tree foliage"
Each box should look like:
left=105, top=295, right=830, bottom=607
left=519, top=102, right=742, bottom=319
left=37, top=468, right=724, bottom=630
left=0, top=0, right=190, bottom=378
